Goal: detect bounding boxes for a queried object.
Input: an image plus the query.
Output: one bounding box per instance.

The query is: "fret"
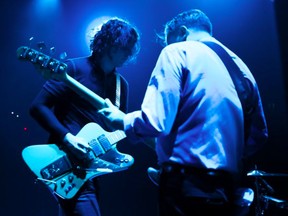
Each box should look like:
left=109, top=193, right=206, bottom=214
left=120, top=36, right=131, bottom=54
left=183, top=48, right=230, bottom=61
left=106, top=130, right=126, bottom=144
left=65, top=75, right=106, bottom=109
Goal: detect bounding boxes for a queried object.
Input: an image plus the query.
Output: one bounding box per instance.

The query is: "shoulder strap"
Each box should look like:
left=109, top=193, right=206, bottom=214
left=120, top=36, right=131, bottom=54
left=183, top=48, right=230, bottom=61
left=115, top=73, right=121, bottom=108
left=201, top=41, right=254, bottom=114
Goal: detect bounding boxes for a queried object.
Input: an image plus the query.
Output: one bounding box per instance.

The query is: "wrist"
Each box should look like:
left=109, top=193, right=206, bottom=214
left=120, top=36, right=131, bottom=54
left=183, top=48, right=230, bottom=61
left=63, top=132, right=73, bottom=143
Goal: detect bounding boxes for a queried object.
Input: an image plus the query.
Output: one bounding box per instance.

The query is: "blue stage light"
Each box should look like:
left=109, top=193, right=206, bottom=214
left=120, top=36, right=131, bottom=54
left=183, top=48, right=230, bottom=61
left=84, top=16, right=111, bottom=53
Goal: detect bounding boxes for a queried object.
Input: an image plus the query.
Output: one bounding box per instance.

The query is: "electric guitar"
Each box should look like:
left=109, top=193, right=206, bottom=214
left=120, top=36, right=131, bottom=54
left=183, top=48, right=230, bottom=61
left=17, top=46, right=134, bottom=199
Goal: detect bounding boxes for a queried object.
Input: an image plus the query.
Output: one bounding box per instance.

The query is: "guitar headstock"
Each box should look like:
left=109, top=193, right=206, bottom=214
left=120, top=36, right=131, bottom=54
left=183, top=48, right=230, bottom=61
left=16, top=46, right=68, bottom=81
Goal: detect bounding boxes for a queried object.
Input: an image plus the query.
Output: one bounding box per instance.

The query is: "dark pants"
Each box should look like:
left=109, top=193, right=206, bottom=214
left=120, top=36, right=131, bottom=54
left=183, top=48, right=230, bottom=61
left=158, top=163, right=249, bottom=216
left=57, top=179, right=101, bottom=216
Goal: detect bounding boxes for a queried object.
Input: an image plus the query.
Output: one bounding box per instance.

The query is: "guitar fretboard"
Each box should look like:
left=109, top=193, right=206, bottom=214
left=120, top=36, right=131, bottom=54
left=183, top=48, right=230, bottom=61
left=65, top=75, right=106, bottom=109
left=106, top=130, right=126, bottom=144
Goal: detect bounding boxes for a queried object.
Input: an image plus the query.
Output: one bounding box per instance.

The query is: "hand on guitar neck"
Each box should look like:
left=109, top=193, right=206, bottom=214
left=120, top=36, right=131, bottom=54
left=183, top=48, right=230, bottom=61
left=98, top=98, right=125, bottom=131
left=63, top=133, right=93, bottom=162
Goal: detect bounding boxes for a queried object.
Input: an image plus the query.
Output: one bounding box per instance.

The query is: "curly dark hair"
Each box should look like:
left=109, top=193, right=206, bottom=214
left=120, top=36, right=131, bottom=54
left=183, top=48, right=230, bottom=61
left=157, top=9, right=212, bottom=46
left=90, top=18, right=140, bottom=64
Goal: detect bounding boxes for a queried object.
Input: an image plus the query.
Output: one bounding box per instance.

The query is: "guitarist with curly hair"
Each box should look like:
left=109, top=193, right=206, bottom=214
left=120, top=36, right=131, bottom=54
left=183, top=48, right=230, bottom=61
left=28, top=17, right=140, bottom=216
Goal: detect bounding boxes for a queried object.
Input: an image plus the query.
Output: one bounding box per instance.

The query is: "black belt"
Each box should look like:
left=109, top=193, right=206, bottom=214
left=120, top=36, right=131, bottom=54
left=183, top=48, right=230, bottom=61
left=161, top=163, right=232, bottom=178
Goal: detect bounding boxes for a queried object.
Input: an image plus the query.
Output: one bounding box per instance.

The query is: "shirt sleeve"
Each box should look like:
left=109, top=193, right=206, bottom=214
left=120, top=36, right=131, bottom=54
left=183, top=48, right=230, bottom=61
left=244, top=85, right=268, bottom=157
left=30, top=60, right=75, bottom=143
left=30, top=88, right=70, bottom=142
left=124, top=47, right=182, bottom=143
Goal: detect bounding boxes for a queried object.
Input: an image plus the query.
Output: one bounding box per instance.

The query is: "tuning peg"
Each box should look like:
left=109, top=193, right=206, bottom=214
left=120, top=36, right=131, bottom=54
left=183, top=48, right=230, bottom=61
left=60, top=52, right=67, bottom=60
left=29, top=37, right=34, bottom=46
left=50, top=47, right=56, bottom=56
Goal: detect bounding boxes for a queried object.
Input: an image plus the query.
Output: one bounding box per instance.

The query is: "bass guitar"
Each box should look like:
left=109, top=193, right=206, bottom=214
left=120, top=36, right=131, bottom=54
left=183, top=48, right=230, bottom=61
left=17, top=46, right=133, bottom=199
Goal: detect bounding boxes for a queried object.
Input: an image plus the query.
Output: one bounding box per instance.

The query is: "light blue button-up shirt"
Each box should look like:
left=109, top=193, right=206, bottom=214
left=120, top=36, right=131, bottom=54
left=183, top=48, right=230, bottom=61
left=124, top=37, right=268, bottom=173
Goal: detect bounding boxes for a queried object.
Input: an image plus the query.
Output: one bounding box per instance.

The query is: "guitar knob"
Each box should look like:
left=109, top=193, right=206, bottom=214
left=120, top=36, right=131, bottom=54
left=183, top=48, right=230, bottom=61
left=60, top=179, right=66, bottom=187
left=115, top=158, right=129, bottom=163
left=68, top=175, right=74, bottom=182
left=64, top=183, right=76, bottom=194
left=65, top=185, right=73, bottom=194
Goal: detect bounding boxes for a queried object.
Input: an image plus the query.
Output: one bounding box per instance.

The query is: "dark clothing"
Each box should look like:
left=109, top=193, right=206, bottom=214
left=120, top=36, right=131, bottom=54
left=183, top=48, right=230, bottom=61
left=158, top=163, right=236, bottom=216
left=30, top=56, right=128, bottom=216
left=40, top=56, right=128, bottom=143
left=58, top=179, right=101, bottom=216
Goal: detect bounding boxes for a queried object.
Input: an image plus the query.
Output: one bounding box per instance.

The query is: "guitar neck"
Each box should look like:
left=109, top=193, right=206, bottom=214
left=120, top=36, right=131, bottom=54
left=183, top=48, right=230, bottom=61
left=16, top=46, right=107, bottom=110
left=64, top=74, right=106, bottom=109
left=64, top=75, right=127, bottom=141
left=107, top=130, right=126, bottom=143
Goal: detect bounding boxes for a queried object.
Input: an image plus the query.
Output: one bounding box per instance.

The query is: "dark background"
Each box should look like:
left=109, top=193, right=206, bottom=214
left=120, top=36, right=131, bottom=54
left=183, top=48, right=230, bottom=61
left=1, top=0, right=288, bottom=215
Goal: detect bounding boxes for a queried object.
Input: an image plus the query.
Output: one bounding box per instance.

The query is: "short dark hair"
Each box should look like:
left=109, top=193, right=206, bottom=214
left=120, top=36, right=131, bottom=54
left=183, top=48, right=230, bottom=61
left=158, top=9, right=212, bottom=46
left=90, top=18, right=141, bottom=63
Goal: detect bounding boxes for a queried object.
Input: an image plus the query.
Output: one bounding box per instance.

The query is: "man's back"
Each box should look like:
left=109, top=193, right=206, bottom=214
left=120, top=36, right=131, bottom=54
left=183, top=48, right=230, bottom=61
left=154, top=39, right=245, bottom=173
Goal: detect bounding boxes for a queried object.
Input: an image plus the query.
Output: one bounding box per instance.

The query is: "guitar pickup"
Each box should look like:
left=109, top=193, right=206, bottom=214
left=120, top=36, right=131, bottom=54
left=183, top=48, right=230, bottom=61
left=97, top=135, right=112, bottom=152
left=89, top=139, right=105, bottom=157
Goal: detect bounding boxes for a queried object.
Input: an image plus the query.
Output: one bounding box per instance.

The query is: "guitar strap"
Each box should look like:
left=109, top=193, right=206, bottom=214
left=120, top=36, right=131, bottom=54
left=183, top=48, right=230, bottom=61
left=70, top=58, right=121, bottom=109
left=201, top=41, right=257, bottom=142
left=115, top=73, right=121, bottom=108
left=201, top=41, right=256, bottom=115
